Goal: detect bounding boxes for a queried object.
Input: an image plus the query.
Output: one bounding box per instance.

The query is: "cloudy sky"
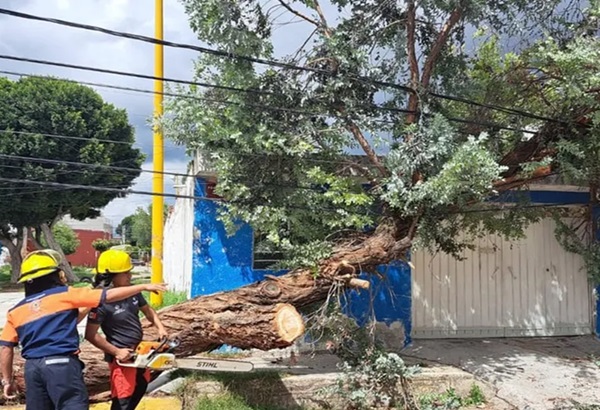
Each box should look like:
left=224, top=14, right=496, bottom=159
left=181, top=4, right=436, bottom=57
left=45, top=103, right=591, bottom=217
left=0, top=0, right=202, bottom=227
left=0, top=0, right=326, bottom=228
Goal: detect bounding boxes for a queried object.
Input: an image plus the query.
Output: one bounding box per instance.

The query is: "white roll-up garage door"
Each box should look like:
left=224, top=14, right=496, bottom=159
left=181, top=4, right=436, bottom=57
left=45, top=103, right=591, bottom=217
left=412, top=218, right=593, bottom=338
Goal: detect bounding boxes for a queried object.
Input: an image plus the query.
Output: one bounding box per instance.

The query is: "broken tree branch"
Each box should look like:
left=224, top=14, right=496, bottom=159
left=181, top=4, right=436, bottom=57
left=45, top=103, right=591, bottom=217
left=4, top=220, right=413, bottom=402
left=344, top=116, right=389, bottom=177
left=348, top=278, right=370, bottom=289
left=277, top=0, right=320, bottom=27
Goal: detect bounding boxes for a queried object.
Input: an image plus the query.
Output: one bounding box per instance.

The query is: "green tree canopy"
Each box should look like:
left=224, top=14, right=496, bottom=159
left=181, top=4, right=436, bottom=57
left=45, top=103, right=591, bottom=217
left=131, top=207, right=152, bottom=248
left=41, top=222, right=80, bottom=255
left=119, top=204, right=169, bottom=248
left=116, top=215, right=134, bottom=242
left=0, top=76, right=144, bottom=279
left=164, top=1, right=598, bottom=271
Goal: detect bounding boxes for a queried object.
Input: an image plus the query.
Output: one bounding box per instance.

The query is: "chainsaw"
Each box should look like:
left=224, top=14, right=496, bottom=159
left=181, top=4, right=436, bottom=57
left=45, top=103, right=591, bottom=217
left=116, top=338, right=254, bottom=373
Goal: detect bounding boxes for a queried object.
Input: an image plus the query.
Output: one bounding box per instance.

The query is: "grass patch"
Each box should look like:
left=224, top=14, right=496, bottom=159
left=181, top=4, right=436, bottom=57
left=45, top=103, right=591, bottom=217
left=193, top=392, right=289, bottom=410
left=132, top=277, right=149, bottom=285
left=144, top=290, right=188, bottom=310
left=175, top=372, right=303, bottom=410
left=0, top=265, right=22, bottom=292
left=72, top=266, right=92, bottom=277
left=419, top=385, right=486, bottom=410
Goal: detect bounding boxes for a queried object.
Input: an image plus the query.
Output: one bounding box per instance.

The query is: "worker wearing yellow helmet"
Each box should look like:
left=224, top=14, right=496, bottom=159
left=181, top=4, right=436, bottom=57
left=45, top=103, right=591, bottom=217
left=85, top=249, right=168, bottom=410
left=0, top=249, right=168, bottom=409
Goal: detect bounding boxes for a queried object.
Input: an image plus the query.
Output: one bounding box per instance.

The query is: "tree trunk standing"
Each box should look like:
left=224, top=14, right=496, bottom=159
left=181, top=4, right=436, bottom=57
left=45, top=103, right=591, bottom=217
left=9, top=250, right=22, bottom=283
left=40, top=223, right=78, bottom=282
left=0, top=235, right=24, bottom=283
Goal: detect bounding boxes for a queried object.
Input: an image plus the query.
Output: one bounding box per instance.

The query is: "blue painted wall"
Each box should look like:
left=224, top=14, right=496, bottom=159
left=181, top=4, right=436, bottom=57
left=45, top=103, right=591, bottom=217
left=343, top=261, right=412, bottom=345
left=191, top=178, right=270, bottom=297
left=493, top=189, right=589, bottom=205
left=191, top=177, right=413, bottom=346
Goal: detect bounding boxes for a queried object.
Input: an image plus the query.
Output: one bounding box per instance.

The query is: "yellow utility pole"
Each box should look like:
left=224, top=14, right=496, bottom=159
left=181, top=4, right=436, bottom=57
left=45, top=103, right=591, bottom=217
left=151, top=0, right=164, bottom=306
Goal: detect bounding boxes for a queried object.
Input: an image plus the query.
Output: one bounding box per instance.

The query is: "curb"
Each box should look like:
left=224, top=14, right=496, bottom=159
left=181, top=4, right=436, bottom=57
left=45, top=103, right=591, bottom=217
left=166, top=365, right=496, bottom=409
left=1, top=397, right=181, bottom=410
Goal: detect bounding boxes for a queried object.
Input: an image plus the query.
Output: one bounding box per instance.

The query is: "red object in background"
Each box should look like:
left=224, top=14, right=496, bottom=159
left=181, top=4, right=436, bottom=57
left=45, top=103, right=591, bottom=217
left=27, top=229, right=112, bottom=267
left=67, top=229, right=112, bottom=267
left=206, top=182, right=222, bottom=199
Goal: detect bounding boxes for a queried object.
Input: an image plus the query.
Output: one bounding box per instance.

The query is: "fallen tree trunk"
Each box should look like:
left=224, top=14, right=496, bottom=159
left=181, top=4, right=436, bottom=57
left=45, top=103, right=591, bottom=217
left=3, top=221, right=408, bottom=402
left=7, top=301, right=307, bottom=402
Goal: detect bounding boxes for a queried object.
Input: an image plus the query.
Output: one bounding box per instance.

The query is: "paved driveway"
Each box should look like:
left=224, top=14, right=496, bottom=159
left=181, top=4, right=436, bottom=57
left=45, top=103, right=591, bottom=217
left=403, top=336, right=600, bottom=409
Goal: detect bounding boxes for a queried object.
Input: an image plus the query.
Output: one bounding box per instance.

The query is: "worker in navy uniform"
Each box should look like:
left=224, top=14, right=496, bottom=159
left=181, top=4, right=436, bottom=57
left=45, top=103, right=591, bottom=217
left=85, top=249, right=168, bottom=410
left=0, top=249, right=167, bottom=410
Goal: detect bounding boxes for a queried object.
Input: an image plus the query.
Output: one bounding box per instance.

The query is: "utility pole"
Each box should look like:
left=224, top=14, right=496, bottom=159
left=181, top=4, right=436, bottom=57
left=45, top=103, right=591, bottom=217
left=151, top=0, right=164, bottom=306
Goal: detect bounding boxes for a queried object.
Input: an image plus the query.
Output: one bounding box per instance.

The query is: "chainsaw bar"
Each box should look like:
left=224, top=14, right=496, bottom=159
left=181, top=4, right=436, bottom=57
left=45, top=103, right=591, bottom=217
left=176, top=357, right=255, bottom=372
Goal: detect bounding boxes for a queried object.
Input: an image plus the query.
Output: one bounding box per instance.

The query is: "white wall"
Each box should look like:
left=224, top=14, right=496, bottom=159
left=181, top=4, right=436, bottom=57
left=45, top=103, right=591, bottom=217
left=163, top=176, right=194, bottom=297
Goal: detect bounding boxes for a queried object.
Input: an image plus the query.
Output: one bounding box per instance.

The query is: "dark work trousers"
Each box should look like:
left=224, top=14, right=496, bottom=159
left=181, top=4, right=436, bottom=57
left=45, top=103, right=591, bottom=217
left=24, top=355, right=88, bottom=410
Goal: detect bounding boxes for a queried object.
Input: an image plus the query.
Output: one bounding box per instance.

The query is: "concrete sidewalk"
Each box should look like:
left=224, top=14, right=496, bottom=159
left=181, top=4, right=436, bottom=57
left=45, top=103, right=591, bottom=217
left=402, top=336, right=600, bottom=409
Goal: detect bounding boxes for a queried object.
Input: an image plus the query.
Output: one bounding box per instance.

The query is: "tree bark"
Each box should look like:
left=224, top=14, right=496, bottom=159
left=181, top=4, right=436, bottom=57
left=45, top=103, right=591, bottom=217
left=9, top=250, right=22, bottom=284
left=406, top=0, right=420, bottom=125
left=3, top=221, right=410, bottom=402
left=1, top=235, right=23, bottom=283
left=40, top=223, right=78, bottom=283
left=28, top=227, right=44, bottom=250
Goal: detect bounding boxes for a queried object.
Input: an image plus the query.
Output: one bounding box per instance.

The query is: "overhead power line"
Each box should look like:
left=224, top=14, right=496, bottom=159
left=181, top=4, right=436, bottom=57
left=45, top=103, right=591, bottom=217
left=0, top=62, right=539, bottom=135
left=0, top=175, right=377, bottom=215
left=0, top=69, right=319, bottom=117
left=0, top=154, right=340, bottom=193
left=0, top=173, right=586, bottom=218
left=0, top=153, right=192, bottom=179
left=0, top=128, right=132, bottom=146
left=0, top=7, right=570, bottom=125
left=0, top=128, right=380, bottom=169
left=0, top=55, right=271, bottom=97
left=0, top=176, right=215, bottom=201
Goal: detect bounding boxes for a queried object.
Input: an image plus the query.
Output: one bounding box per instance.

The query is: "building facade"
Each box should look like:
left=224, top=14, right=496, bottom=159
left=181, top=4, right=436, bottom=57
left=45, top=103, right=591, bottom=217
left=163, top=156, right=598, bottom=346
left=61, top=215, right=113, bottom=267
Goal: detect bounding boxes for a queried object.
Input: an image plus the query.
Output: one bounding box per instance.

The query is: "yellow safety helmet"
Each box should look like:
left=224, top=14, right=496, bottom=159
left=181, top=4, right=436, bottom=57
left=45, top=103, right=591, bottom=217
left=19, top=249, right=62, bottom=284
left=95, top=249, right=133, bottom=275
